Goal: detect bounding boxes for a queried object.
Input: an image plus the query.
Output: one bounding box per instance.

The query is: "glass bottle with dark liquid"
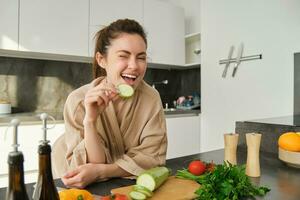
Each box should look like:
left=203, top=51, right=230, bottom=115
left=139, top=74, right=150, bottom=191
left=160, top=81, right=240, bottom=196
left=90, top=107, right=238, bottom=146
left=32, top=113, right=59, bottom=200
left=6, top=119, right=29, bottom=200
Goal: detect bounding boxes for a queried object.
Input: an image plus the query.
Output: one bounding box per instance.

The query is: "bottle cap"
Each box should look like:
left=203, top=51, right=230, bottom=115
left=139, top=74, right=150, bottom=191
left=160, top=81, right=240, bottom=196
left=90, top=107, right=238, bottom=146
left=40, top=113, right=50, bottom=144
left=9, top=118, right=20, bottom=152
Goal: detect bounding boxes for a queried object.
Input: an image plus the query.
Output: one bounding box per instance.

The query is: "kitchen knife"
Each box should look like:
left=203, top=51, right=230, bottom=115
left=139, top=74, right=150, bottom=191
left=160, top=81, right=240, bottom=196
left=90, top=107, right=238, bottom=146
left=222, top=45, right=234, bottom=78
left=232, top=43, right=244, bottom=77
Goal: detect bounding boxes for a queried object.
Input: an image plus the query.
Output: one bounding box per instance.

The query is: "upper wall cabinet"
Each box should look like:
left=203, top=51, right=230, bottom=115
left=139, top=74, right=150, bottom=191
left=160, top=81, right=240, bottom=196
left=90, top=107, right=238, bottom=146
left=90, top=0, right=143, bottom=26
left=19, top=0, right=89, bottom=56
left=0, top=0, right=19, bottom=50
left=89, top=0, right=143, bottom=56
left=143, top=0, right=185, bottom=66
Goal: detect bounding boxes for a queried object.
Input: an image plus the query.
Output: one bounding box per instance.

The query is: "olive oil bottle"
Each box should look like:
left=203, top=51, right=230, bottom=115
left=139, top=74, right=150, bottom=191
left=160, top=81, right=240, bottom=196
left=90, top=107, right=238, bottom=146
left=32, top=113, right=59, bottom=200
left=6, top=119, right=29, bottom=200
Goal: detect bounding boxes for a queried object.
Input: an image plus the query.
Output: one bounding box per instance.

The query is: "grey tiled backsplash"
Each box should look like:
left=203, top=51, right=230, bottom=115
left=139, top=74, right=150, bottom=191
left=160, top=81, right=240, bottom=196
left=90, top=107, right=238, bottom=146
left=0, top=57, right=200, bottom=113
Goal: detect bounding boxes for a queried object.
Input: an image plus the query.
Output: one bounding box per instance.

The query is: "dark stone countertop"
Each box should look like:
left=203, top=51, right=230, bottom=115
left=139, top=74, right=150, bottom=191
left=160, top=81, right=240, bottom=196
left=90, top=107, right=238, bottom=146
left=1, top=149, right=299, bottom=199
left=241, top=115, right=300, bottom=127
left=236, top=115, right=300, bottom=155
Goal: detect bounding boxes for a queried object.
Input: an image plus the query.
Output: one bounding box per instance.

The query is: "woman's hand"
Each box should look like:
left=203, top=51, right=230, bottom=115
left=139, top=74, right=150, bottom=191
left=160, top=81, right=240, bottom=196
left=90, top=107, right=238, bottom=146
left=61, top=163, right=105, bottom=188
left=84, top=78, right=118, bottom=123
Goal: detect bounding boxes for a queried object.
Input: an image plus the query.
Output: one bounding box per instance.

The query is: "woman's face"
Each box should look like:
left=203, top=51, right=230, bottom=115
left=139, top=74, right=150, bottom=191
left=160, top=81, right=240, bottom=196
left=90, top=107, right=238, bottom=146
left=98, top=33, right=147, bottom=89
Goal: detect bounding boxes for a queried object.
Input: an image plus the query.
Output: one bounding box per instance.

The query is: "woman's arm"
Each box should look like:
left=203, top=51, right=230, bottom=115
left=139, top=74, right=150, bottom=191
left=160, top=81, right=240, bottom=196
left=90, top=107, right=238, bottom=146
left=61, top=163, right=132, bottom=188
left=83, top=78, right=118, bottom=163
left=104, top=163, right=132, bottom=178
left=83, top=121, right=106, bottom=163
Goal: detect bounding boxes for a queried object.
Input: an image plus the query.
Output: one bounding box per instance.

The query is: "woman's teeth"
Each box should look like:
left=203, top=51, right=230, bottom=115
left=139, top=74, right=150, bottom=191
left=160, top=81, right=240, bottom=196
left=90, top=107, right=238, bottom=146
left=121, top=74, right=137, bottom=81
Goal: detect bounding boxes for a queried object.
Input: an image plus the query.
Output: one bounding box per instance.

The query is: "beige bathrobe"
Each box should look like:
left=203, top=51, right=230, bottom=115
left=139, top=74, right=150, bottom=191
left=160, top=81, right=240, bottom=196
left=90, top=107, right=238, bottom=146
left=52, top=79, right=167, bottom=178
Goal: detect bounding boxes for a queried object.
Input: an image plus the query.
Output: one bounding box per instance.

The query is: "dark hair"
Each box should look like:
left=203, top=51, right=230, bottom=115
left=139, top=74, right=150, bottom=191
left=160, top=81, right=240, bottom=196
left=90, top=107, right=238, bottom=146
left=92, top=18, right=147, bottom=78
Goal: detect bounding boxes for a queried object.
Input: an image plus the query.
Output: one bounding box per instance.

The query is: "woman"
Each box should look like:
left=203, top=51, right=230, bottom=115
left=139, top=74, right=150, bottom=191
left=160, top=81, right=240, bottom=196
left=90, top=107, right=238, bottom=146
left=52, top=19, right=167, bottom=188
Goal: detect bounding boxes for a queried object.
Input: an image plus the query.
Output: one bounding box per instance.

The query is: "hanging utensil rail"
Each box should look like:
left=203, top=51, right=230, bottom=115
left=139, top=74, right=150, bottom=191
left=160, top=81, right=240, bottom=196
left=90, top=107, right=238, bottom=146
left=219, top=54, right=262, bottom=65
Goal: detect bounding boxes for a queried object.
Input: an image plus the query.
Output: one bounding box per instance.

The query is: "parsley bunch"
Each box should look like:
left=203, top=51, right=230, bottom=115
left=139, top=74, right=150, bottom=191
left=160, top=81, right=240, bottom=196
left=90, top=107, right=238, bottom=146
left=176, top=162, right=270, bottom=200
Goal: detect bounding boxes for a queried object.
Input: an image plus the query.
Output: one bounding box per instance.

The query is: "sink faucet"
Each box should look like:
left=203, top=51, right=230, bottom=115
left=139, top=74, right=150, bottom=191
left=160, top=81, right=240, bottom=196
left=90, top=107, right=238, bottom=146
left=151, top=79, right=168, bottom=89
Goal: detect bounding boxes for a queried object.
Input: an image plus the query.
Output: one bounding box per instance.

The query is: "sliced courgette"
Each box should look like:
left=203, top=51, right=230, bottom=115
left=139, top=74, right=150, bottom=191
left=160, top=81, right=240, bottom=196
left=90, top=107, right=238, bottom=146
left=133, top=185, right=153, bottom=197
left=129, top=191, right=146, bottom=200
left=136, top=167, right=170, bottom=191
left=117, top=84, right=134, bottom=98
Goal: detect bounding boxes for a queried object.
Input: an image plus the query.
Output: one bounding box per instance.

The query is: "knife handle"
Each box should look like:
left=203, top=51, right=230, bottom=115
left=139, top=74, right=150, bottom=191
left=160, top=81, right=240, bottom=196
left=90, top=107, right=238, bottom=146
left=232, top=65, right=238, bottom=77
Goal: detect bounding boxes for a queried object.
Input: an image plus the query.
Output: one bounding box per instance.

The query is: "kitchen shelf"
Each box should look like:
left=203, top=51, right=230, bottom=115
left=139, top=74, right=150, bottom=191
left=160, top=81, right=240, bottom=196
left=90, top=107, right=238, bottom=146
left=185, top=32, right=200, bottom=41
left=184, top=62, right=201, bottom=67
left=185, top=32, right=201, bottom=66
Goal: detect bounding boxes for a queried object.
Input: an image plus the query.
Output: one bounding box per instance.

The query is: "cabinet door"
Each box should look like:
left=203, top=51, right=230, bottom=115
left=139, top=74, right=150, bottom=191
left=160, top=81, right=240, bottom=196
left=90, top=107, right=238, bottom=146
left=89, top=0, right=143, bottom=56
left=90, top=0, right=143, bottom=26
left=89, top=25, right=105, bottom=57
left=0, top=123, right=65, bottom=187
left=166, top=115, right=200, bottom=159
left=19, top=0, right=89, bottom=56
left=0, top=0, right=19, bottom=50
left=144, top=0, right=185, bottom=66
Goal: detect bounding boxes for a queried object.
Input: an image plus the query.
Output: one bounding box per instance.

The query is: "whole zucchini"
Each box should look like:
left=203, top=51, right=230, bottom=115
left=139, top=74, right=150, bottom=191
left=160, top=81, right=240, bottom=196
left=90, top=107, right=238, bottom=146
left=136, top=167, right=171, bottom=191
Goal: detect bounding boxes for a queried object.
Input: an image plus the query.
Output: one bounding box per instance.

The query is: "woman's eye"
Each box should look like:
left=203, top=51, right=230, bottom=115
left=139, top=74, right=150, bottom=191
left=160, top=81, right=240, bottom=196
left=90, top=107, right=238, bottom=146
left=119, top=55, right=128, bottom=58
left=137, top=57, right=146, bottom=61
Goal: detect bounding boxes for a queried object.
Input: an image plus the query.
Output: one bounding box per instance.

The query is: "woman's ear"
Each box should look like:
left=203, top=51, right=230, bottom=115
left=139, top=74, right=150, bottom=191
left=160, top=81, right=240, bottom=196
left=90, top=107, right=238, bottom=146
left=95, top=52, right=107, bottom=69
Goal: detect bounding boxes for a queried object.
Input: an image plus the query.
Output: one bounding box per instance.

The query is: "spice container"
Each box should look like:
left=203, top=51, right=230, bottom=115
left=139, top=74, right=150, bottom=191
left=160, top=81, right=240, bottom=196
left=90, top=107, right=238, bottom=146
left=246, top=133, right=262, bottom=177
left=224, top=133, right=239, bottom=165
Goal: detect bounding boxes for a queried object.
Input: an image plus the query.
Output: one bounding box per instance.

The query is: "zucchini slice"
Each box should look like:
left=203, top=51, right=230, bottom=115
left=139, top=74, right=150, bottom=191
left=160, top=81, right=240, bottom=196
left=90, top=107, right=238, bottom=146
left=129, top=191, right=146, bottom=200
left=117, top=84, right=134, bottom=98
left=133, top=185, right=153, bottom=197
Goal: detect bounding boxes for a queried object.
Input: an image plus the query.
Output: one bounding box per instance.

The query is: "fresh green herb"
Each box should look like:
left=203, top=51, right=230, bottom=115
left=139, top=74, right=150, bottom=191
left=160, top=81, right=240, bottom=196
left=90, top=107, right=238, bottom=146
left=176, top=162, right=270, bottom=200
left=77, top=194, right=84, bottom=200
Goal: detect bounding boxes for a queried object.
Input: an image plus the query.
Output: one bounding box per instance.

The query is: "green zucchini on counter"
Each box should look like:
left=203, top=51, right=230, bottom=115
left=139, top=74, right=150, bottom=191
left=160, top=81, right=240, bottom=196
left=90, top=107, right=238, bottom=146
left=130, top=166, right=170, bottom=200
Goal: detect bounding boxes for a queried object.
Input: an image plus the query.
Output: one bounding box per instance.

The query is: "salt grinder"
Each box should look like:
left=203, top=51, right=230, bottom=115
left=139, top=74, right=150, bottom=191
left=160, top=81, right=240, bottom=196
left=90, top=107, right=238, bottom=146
left=246, top=133, right=262, bottom=177
left=224, top=133, right=239, bottom=165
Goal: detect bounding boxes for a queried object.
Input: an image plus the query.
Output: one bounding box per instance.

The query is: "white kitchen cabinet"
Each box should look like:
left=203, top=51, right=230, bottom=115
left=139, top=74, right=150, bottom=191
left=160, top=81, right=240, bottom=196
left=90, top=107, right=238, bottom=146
left=166, top=115, right=200, bottom=159
left=143, top=0, right=185, bottom=66
left=89, top=0, right=143, bottom=56
left=0, top=0, right=19, bottom=50
left=90, top=0, right=143, bottom=26
left=0, top=123, right=65, bottom=187
left=19, top=0, right=89, bottom=56
left=89, top=25, right=104, bottom=57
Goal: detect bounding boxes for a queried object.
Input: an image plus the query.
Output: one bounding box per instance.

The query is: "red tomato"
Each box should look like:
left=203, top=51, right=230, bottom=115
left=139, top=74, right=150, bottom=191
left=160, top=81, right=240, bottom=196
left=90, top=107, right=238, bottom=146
left=188, top=160, right=206, bottom=175
left=100, top=196, right=111, bottom=200
left=114, top=193, right=128, bottom=200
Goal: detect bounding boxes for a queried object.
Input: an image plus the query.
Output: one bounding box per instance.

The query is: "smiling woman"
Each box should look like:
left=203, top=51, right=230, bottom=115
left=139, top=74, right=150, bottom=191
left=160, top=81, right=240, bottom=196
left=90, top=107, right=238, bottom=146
left=51, top=19, right=167, bottom=189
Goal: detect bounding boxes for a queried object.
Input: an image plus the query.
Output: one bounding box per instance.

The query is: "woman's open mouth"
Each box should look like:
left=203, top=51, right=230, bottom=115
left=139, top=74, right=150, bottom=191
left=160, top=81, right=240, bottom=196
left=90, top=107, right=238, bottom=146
left=121, top=73, right=137, bottom=85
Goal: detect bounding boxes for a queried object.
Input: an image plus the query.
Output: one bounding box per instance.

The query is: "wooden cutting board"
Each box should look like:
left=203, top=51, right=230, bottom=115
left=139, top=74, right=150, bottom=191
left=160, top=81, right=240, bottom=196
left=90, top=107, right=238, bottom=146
left=111, top=176, right=200, bottom=200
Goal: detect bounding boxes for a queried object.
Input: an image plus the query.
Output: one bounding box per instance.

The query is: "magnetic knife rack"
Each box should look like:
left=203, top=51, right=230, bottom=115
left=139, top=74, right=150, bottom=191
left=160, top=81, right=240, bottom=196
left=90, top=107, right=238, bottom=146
left=219, top=54, right=262, bottom=65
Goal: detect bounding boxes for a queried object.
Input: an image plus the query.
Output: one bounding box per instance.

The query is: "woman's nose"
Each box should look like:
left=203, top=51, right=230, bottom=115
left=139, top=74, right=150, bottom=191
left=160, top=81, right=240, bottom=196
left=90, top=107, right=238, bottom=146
left=128, top=57, right=139, bottom=69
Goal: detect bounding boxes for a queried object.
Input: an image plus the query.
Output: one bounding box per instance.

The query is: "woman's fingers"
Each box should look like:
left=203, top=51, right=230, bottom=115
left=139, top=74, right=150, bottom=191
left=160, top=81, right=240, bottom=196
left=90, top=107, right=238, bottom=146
left=92, top=81, right=118, bottom=94
left=62, top=176, right=85, bottom=189
left=62, top=168, right=79, bottom=178
left=85, top=90, right=110, bottom=106
left=61, top=169, right=85, bottom=188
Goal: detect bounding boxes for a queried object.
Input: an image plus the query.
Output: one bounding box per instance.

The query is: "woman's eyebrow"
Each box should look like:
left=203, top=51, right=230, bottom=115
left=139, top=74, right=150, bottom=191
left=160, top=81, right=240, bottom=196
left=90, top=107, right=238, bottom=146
left=116, top=50, right=146, bottom=56
left=137, top=52, right=147, bottom=56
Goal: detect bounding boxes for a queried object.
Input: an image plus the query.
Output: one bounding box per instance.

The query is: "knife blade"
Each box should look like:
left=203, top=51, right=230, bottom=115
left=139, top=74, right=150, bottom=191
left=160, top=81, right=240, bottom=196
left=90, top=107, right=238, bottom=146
left=222, top=45, right=234, bottom=78
left=232, top=43, right=244, bottom=77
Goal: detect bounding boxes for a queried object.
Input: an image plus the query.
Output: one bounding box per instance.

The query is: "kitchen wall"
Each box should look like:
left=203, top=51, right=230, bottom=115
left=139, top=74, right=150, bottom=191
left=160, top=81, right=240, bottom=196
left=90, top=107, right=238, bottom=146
left=0, top=56, right=200, bottom=113
left=0, top=57, right=92, bottom=113
left=294, top=52, right=300, bottom=114
left=145, top=67, right=200, bottom=107
left=201, top=0, right=300, bottom=152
